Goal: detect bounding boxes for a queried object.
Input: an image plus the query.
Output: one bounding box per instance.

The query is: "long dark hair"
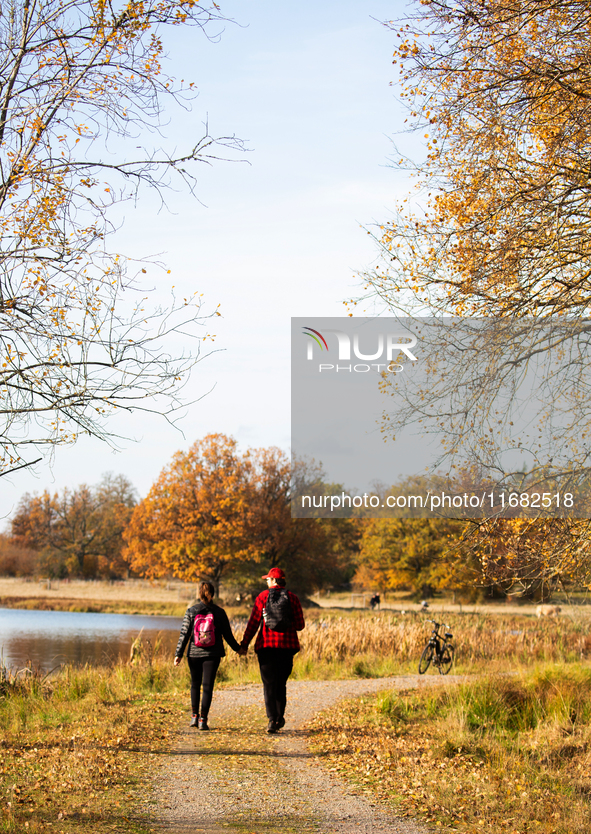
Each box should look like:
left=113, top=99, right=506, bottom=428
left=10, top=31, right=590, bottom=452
left=199, top=581, right=215, bottom=603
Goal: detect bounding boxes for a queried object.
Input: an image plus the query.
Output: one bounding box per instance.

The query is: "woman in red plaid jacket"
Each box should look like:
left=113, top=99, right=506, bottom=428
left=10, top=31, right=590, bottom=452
left=239, top=567, right=305, bottom=734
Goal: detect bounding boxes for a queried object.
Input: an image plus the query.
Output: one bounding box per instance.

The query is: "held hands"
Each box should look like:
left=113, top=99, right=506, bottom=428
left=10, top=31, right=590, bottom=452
left=237, top=646, right=248, bottom=657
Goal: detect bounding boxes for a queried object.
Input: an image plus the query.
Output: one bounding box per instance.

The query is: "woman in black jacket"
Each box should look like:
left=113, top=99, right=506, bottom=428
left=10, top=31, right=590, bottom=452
left=174, top=581, right=241, bottom=729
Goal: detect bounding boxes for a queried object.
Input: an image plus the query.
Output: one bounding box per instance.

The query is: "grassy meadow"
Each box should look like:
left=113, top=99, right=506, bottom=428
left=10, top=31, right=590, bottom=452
left=308, top=665, right=591, bottom=833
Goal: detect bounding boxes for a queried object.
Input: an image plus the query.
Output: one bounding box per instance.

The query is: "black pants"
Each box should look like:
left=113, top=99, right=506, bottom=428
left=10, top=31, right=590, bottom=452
left=256, top=648, right=294, bottom=721
left=187, top=656, right=221, bottom=718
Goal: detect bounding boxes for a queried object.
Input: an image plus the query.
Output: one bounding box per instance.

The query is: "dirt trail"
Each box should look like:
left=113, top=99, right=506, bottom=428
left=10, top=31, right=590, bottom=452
left=148, top=675, right=460, bottom=834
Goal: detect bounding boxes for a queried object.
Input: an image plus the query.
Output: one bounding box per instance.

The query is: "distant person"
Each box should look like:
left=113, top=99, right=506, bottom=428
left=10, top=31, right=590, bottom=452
left=370, top=593, right=381, bottom=610
left=174, top=580, right=241, bottom=730
left=239, top=568, right=305, bottom=734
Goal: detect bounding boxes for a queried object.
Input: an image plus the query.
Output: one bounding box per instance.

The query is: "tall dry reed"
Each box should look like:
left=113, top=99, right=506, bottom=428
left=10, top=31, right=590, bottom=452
left=227, top=611, right=587, bottom=672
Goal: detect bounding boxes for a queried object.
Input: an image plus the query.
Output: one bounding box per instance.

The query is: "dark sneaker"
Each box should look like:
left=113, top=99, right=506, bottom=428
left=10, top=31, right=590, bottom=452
left=190, top=715, right=198, bottom=728
left=267, top=719, right=277, bottom=734
left=198, top=717, right=209, bottom=731
left=275, top=716, right=285, bottom=730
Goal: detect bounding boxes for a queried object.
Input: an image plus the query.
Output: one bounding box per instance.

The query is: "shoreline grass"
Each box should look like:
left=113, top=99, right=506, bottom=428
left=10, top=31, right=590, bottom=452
left=0, top=596, right=190, bottom=617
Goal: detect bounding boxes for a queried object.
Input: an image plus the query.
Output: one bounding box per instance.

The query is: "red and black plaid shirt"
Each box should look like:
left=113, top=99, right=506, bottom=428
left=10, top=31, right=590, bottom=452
left=241, top=589, right=305, bottom=652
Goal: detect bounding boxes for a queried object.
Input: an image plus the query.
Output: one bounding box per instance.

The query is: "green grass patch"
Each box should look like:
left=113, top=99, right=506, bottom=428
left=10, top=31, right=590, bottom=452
left=307, top=664, right=591, bottom=834
left=0, top=659, right=189, bottom=833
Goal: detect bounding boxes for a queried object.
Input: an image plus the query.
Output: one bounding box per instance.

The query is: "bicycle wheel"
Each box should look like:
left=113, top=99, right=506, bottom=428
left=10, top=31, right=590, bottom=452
left=418, top=643, right=434, bottom=674
left=438, top=644, right=454, bottom=675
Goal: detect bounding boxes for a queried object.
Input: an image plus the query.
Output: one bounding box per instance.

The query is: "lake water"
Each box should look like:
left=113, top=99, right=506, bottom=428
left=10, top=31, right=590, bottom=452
left=0, top=607, right=184, bottom=672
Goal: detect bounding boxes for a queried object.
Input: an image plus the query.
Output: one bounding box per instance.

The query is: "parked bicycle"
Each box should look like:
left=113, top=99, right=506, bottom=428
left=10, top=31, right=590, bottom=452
left=418, top=619, right=454, bottom=675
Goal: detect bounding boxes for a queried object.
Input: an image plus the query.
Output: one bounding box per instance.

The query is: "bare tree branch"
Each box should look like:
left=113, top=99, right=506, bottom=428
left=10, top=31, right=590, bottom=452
left=0, top=0, right=244, bottom=475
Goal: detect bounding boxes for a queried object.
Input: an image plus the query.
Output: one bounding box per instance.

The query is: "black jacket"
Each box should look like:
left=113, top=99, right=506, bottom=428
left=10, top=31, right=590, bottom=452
left=175, top=601, right=241, bottom=660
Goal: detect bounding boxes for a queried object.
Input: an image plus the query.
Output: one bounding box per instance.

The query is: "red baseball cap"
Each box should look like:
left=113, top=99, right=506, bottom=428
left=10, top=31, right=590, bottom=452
left=261, top=567, right=286, bottom=580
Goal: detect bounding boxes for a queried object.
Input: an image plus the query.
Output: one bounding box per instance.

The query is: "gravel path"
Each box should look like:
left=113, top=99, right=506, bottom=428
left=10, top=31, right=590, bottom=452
left=149, top=675, right=462, bottom=834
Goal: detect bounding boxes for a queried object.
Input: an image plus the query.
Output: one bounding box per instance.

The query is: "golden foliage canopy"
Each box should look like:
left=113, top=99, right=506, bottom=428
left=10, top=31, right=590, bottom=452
left=124, top=434, right=255, bottom=587
left=360, top=2, right=591, bottom=573
left=367, top=0, right=591, bottom=317
left=355, top=515, right=471, bottom=596
left=124, top=436, right=360, bottom=592
left=469, top=516, right=591, bottom=597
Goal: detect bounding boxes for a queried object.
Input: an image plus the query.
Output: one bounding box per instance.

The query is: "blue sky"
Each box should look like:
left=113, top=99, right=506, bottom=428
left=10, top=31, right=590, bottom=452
left=1, top=0, right=414, bottom=516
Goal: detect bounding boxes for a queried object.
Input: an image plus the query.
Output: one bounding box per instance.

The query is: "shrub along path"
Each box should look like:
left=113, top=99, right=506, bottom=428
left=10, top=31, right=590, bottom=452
left=147, top=675, right=461, bottom=834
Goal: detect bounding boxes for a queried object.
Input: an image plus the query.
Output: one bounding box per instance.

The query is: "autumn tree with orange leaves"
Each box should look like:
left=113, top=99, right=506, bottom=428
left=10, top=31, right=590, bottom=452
left=368, top=0, right=591, bottom=319
left=360, top=0, right=591, bottom=594
left=0, top=0, right=242, bottom=476
left=249, top=449, right=359, bottom=593
left=369, top=2, right=591, bottom=477
left=11, top=472, right=137, bottom=577
left=124, top=435, right=358, bottom=593
left=123, top=435, right=255, bottom=591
